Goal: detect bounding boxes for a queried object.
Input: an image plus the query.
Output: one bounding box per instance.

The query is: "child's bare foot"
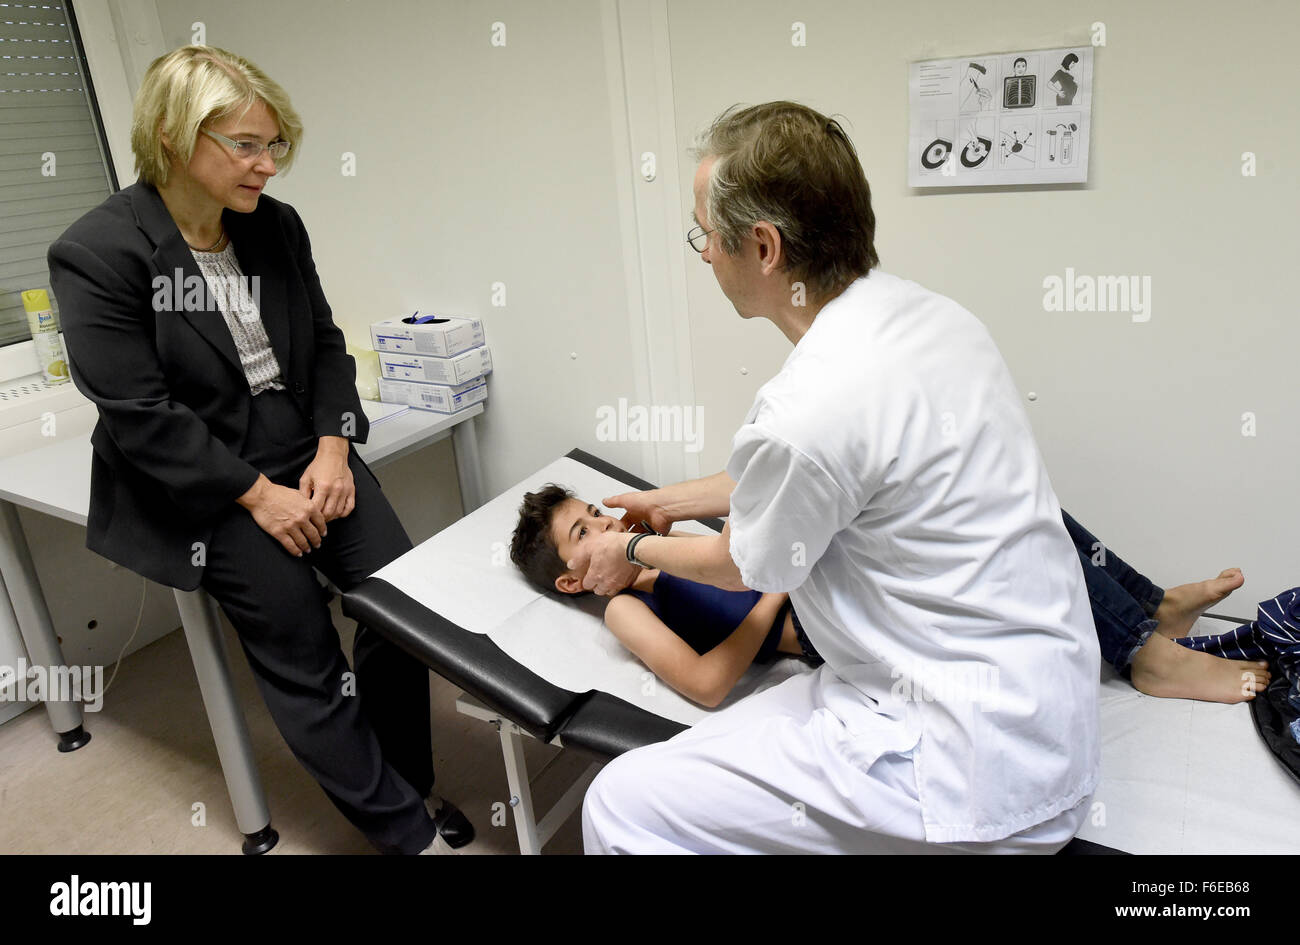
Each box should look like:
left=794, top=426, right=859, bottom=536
left=1153, top=568, right=1245, bottom=639
left=1130, top=632, right=1270, bottom=704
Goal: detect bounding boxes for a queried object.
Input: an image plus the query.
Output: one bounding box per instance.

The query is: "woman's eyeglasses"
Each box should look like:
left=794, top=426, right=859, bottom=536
left=201, top=128, right=291, bottom=162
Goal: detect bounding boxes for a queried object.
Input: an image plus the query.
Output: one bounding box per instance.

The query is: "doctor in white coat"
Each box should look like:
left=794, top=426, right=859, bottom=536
left=569, top=101, right=1100, bottom=854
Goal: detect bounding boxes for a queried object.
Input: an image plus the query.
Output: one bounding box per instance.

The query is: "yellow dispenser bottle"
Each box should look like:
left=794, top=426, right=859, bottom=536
left=20, top=289, right=70, bottom=385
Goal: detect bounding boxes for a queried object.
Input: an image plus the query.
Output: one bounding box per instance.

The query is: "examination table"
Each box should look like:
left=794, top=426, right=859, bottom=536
left=342, top=450, right=1299, bottom=855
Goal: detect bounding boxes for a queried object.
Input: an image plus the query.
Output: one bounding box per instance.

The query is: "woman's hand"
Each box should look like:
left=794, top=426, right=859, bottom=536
left=300, top=437, right=356, bottom=523
left=603, top=489, right=674, bottom=536
left=238, top=474, right=328, bottom=557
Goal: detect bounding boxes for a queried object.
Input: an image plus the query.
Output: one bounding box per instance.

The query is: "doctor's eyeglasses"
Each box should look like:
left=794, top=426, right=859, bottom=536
left=686, top=225, right=715, bottom=253
left=201, top=128, right=292, bottom=162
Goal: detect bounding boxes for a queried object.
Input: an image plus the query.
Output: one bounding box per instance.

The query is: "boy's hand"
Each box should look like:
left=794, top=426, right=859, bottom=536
left=604, top=490, right=673, bottom=536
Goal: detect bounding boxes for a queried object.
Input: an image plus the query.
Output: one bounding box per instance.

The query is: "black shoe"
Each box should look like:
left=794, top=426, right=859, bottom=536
left=429, top=800, right=475, bottom=849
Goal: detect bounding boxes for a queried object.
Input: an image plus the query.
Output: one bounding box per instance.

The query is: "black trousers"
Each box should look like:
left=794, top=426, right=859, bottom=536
left=200, top=387, right=437, bottom=854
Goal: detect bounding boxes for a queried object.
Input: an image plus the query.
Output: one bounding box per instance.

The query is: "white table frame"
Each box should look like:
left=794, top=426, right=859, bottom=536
left=455, top=694, right=602, bottom=855
left=0, top=402, right=485, bottom=854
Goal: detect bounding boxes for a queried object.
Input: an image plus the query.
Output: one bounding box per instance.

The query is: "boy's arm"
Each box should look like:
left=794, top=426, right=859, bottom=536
left=603, top=591, right=788, bottom=708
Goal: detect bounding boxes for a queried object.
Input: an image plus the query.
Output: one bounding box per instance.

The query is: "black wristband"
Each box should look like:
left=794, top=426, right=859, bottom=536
left=625, top=532, right=650, bottom=567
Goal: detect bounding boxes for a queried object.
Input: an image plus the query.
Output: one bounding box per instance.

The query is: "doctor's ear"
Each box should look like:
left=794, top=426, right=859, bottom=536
left=752, top=221, right=784, bottom=273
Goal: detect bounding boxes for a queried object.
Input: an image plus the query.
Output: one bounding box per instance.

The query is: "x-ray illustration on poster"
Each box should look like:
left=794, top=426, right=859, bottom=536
left=909, top=46, right=1092, bottom=187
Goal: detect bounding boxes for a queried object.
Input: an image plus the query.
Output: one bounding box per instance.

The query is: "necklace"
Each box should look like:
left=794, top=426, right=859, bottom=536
left=189, top=227, right=227, bottom=253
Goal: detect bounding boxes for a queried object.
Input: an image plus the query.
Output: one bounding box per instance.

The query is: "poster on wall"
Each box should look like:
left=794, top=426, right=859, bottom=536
left=908, top=46, right=1093, bottom=187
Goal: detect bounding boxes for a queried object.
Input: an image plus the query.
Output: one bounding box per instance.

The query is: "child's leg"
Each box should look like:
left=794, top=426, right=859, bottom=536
left=1151, top=569, right=1246, bottom=640
left=1131, top=632, right=1269, bottom=703
left=1061, top=510, right=1163, bottom=616
left=1073, top=540, right=1158, bottom=679
left=1171, top=621, right=1267, bottom=660
left=1063, top=511, right=1266, bottom=700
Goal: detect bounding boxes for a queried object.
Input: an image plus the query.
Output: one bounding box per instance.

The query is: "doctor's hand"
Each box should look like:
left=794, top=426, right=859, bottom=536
left=300, top=438, right=356, bottom=523
left=238, top=475, right=328, bottom=558
left=602, top=490, right=673, bottom=537
left=567, top=530, right=641, bottom=597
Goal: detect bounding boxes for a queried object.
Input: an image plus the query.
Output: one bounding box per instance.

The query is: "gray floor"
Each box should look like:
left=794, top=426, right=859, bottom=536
left=0, top=595, right=590, bottom=855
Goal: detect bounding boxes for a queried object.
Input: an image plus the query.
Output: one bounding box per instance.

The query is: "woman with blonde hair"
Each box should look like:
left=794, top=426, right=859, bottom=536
left=48, top=45, right=471, bottom=854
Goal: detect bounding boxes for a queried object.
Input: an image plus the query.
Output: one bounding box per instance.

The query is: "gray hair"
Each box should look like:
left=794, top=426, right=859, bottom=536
left=690, top=101, right=879, bottom=299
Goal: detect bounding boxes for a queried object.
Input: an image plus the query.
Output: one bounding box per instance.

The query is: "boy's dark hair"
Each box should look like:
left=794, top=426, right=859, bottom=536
left=510, top=483, right=576, bottom=594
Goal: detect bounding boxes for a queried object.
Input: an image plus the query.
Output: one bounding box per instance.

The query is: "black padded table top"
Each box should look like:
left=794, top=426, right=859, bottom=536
left=343, top=572, right=688, bottom=751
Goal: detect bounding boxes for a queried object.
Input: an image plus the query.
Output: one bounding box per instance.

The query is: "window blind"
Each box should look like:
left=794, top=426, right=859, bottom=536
left=0, top=1, right=115, bottom=346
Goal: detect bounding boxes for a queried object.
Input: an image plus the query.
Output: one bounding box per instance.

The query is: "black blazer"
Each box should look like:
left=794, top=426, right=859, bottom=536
left=48, top=180, right=371, bottom=590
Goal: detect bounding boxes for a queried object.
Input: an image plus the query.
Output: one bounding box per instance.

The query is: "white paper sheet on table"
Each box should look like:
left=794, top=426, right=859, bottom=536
left=1074, top=624, right=1300, bottom=854
left=371, top=455, right=812, bottom=727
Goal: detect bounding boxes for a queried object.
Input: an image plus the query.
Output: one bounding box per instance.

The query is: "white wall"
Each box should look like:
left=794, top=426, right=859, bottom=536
left=666, top=0, right=1299, bottom=608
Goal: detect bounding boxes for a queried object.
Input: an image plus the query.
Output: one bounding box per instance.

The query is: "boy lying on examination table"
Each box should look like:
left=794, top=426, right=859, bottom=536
left=511, top=484, right=818, bottom=707
left=510, top=484, right=1270, bottom=709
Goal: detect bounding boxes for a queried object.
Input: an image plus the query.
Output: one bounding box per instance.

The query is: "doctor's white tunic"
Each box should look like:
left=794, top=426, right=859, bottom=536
left=583, top=270, right=1100, bottom=853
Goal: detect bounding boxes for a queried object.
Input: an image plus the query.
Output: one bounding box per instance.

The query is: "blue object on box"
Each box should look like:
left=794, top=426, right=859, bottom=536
left=402, top=311, right=451, bottom=325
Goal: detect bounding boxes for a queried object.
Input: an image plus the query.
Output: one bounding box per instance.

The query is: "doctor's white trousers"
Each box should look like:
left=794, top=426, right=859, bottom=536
left=582, top=665, right=1091, bottom=855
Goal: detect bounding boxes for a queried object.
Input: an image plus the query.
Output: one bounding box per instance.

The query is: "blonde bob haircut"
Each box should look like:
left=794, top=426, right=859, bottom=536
left=131, top=45, right=302, bottom=186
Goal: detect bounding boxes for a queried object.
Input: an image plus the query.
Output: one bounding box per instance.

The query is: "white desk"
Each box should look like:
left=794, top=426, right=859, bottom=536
left=0, top=400, right=484, bottom=853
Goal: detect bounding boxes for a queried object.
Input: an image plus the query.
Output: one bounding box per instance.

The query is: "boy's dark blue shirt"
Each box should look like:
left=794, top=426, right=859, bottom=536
left=621, top=571, right=764, bottom=655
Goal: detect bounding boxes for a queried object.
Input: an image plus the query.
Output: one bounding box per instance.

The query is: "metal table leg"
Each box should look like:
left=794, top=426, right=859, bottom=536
left=499, top=722, right=542, bottom=856
left=451, top=415, right=485, bottom=514
left=457, top=696, right=603, bottom=854
left=173, top=588, right=277, bottom=855
left=0, top=499, right=89, bottom=751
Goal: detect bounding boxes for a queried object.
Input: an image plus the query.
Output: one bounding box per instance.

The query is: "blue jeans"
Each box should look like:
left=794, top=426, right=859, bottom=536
left=1061, top=510, right=1164, bottom=678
